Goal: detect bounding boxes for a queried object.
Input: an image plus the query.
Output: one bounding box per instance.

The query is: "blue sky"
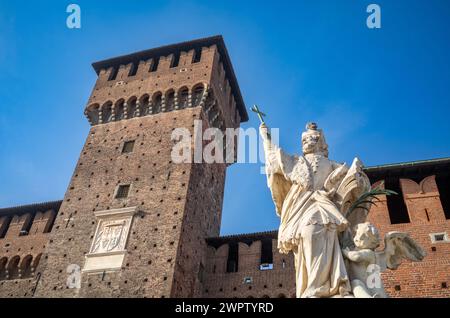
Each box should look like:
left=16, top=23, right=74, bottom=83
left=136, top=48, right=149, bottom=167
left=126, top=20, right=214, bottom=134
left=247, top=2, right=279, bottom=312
left=0, top=1, right=449, bottom=235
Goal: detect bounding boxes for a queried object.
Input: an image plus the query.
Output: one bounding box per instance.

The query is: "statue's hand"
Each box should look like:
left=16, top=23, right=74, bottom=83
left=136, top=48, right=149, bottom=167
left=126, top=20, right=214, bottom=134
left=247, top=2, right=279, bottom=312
left=259, top=123, right=271, bottom=141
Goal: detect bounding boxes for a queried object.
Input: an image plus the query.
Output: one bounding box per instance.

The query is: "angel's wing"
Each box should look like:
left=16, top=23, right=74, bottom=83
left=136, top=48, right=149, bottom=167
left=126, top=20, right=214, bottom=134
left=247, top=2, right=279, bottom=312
left=383, top=232, right=426, bottom=269
left=335, top=157, right=371, bottom=226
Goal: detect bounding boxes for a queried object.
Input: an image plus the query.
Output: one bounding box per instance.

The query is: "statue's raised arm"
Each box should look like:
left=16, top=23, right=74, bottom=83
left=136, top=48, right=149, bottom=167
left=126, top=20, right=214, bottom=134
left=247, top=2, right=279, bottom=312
left=259, top=121, right=294, bottom=216
left=257, top=120, right=356, bottom=297
left=253, top=115, right=426, bottom=298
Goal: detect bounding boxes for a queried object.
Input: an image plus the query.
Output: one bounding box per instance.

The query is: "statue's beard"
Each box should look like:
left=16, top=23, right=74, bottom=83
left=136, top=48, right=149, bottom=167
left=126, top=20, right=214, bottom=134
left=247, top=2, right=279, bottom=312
left=303, top=144, right=322, bottom=155
left=302, top=143, right=328, bottom=157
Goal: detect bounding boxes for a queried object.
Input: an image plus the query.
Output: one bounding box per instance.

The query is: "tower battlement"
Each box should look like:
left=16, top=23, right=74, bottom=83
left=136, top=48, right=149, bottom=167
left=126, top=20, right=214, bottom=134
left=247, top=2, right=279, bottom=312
left=25, top=36, right=249, bottom=298
left=85, top=36, right=248, bottom=133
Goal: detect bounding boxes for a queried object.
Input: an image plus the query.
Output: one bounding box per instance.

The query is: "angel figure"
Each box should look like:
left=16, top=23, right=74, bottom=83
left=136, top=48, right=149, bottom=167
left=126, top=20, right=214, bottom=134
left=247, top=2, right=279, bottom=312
left=259, top=121, right=371, bottom=298
left=342, top=222, right=426, bottom=298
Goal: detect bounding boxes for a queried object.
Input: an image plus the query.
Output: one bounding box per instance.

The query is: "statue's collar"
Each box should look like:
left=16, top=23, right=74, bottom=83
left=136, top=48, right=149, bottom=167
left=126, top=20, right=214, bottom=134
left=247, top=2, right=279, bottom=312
left=304, top=153, right=327, bottom=160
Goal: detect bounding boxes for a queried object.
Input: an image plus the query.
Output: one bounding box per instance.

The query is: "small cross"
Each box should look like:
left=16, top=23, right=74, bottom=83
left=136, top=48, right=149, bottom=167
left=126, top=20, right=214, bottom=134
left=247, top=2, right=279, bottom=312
left=250, top=105, right=266, bottom=124
left=251, top=104, right=271, bottom=139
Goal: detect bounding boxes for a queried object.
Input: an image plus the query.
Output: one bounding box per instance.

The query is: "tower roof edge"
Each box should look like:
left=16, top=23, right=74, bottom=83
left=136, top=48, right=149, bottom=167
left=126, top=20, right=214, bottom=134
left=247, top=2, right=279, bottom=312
left=91, top=35, right=248, bottom=122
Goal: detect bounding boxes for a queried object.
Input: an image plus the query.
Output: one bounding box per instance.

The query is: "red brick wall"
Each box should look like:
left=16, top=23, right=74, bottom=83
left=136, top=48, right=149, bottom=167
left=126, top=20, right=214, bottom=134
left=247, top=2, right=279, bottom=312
left=368, top=175, right=450, bottom=297
left=0, top=37, right=448, bottom=299
left=31, top=42, right=243, bottom=297
left=202, top=239, right=296, bottom=298
left=202, top=174, right=449, bottom=298
left=0, top=208, right=56, bottom=297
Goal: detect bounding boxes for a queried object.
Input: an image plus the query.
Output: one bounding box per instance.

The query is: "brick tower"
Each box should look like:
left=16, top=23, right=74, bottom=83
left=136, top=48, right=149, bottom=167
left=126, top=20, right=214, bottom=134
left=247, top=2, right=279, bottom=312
left=34, top=36, right=248, bottom=297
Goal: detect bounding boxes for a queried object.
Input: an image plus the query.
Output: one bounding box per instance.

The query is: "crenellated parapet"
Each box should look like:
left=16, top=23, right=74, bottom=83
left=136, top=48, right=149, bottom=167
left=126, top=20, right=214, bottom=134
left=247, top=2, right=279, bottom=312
left=364, top=159, right=450, bottom=297
left=84, top=36, right=247, bottom=131
left=399, top=175, right=446, bottom=224
left=203, top=231, right=296, bottom=298
left=0, top=201, right=60, bottom=283
left=364, top=158, right=450, bottom=226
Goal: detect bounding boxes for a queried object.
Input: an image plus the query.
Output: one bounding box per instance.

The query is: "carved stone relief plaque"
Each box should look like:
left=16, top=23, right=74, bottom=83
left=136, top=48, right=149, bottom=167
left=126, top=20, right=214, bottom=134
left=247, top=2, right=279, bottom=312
left=83, top=206, right=137, bottom=273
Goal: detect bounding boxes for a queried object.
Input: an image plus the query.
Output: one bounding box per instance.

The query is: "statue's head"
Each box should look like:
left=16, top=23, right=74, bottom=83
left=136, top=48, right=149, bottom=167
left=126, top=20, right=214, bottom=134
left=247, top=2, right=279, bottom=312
left=301, top=122, right=329, bottom=156
left=353, top=222, right=380, bottom=250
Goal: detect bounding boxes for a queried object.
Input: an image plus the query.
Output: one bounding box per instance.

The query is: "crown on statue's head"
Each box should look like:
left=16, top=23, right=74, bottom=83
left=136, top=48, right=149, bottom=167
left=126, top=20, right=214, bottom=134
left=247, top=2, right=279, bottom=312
left=301, top=122, right=329, bottom=157
left=306, top=122, right=318, bottom=131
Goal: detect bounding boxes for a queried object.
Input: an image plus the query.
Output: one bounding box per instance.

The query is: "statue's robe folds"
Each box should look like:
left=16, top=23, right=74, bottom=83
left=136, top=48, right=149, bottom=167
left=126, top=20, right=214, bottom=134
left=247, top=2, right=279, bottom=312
left=265, top=144, right=366, bottom=298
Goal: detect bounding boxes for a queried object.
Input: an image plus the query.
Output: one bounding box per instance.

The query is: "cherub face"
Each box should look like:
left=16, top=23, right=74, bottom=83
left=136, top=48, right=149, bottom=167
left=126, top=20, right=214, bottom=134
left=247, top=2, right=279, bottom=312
left=302, top=132, right=321, bottom=154
left=354, top=222, right=380, bottom=250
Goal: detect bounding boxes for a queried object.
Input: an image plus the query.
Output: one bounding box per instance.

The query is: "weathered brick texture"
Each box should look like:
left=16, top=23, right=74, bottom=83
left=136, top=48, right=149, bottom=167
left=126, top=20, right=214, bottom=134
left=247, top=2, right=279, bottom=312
left=0, top=37, right=448, bottom=298
left=33, top=36, right=245, bottom=298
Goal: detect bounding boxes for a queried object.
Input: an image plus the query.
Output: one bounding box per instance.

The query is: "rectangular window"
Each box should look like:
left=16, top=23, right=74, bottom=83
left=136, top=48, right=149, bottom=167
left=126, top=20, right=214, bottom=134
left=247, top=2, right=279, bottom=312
left=226, top=243, right=238, bottom=273
left=385, top=178, right=410, bottom=224
left=436, top=175, right=450, bottom=220
left=108, top=67, right=119, bottom=81
left=122, top=140, right=135, bottom=154
left=260, top=239, right=273, bottom=265
left=116, top=185, right=130, bottom=199
left=0, top=216, right=12, bottom=238
left=149, top=57, right=160, bottom=72
left=128, top=62, right=138, bottom=77
left=170, top=52, right=180, bottom=68
left=430, top=232, right=449, bottom=243
left=192, top=47, right=202, bottom=63
left=19, top=213, right=35, bottom=236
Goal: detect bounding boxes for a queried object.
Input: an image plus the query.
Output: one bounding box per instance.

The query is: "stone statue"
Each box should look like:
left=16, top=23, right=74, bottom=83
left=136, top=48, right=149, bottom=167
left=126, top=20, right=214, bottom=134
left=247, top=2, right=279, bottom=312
left=259, top=120, right=372, bottom=298
left=342, top=222, right=426, bottom=298
left=255, top=109, right=426, bottom=298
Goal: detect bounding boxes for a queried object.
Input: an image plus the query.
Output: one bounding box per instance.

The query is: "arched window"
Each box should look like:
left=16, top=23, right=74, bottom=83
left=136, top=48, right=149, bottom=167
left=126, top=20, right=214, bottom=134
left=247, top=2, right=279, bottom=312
left=32, top=253, right=42, bottom=274
left=152, top=92, right=162, bottom=114
left=115, top=99, right=125, bottom=121
left=101, top=101, right=113, bottom=123
left=20, top=255, right=33, bottom=278
left=127, top=97, right=138, bottom=119
left=7, top=256, right=20, bottom=279
left=178, top=87, right=189, bottom=109
left=192, top=84, right=204, bottom=107
left=0, top=257, right=8, bottom=280
left=277, top=293, right=286, bottom=298
left=86, top=104, right=100, bottom=125
left=165, top=90, right=175, bottom=112
left=139, top=94, right=150, bottom=116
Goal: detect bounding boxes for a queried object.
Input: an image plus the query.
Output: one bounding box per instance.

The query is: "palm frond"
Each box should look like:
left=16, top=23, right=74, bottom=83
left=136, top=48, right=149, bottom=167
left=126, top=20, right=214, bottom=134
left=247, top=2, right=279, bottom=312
left=345, top=182, right=397, bottom=217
